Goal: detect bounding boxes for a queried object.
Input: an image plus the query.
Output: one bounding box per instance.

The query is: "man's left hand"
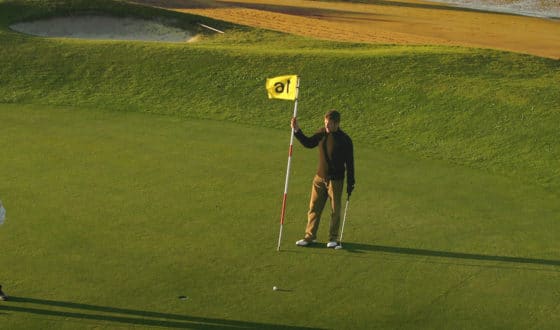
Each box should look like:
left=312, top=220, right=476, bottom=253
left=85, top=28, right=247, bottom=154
left=347, top=183, right=355, bottom=196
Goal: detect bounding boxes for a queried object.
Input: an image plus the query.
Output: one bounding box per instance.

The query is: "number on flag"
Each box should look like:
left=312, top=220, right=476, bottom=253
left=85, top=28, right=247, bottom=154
left=266, top=75, right=298, bottom=100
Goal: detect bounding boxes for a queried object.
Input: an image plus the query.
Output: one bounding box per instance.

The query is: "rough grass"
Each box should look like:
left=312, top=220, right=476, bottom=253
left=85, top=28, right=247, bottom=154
left=1, top=4, right=559, bottom=192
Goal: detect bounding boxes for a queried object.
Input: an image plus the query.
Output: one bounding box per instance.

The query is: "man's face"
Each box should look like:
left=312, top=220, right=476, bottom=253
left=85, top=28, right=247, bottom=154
left=324, top=117, right=339, bottom=133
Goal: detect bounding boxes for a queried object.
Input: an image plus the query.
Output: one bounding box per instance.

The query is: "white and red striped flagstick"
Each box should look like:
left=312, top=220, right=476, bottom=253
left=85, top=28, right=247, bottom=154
left=277, top=76, right=300, bottom=251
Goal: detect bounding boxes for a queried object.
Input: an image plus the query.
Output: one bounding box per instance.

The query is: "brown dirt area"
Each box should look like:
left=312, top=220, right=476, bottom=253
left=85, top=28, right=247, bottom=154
left=131, top=0, right=560, bottom=59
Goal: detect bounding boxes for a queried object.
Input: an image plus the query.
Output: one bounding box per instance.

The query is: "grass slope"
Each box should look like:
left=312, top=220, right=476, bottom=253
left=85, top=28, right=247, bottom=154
left=1, top=1, right=559, bottom=193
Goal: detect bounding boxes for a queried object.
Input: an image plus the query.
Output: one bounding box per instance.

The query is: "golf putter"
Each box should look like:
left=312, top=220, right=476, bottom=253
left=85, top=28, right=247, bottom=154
left=335, top=196, right=350, bottom=250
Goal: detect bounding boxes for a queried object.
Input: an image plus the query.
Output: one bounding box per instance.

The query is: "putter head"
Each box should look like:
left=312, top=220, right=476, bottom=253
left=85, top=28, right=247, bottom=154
left=334, top=245, right=343, bottom=250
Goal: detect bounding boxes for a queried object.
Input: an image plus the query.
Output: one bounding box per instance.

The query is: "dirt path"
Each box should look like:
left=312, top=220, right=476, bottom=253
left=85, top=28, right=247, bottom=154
left=132, top=0, right=560, bottom=59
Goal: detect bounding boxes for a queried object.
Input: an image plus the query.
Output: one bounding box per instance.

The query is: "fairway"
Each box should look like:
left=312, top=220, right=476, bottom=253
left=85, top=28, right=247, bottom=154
left=1, top=104, right=560, bottom=329
left=135, top=0, right=560, bottom=59
left=1, top=0, right=560, bottom=329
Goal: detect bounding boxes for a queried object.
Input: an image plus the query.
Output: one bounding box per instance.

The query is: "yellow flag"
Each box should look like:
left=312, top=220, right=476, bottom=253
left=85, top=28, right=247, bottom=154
left=266, top=75, right=298, bottom=100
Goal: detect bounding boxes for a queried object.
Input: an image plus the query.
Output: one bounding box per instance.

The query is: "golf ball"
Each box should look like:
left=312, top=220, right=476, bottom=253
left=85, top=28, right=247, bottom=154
left=273, top=286, right=278, bottom=291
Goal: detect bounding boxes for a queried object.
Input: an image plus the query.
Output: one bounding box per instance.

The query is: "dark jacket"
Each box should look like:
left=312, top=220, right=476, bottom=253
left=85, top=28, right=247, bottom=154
left=294, top=128, right=354, bottom=185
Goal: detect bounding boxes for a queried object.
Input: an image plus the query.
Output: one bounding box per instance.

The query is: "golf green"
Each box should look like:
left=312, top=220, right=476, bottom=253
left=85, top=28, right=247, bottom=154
left=1, top=104, right=559, bottom=329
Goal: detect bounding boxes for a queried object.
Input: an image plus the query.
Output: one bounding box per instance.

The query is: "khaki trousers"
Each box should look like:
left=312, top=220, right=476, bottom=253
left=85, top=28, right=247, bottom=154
left=304, top=175, right=344, bottom=242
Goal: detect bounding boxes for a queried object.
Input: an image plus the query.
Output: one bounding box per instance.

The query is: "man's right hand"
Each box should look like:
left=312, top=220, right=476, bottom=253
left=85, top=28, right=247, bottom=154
left=291, top=117, right=300, bottom=132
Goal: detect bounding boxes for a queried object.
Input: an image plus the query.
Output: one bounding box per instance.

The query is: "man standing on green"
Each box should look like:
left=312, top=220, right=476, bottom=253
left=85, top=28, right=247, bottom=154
left=291, top=110, right=355, bottom=248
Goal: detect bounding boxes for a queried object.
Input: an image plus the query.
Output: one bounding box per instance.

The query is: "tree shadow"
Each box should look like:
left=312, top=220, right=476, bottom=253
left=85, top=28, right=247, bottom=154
left=341, top=242, right=560, bottom=267
left=1, top=296, right=322, bottom=329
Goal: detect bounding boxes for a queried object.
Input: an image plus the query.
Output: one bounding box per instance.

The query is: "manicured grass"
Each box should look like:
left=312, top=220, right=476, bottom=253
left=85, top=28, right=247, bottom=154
left=1, top=0, right=560, bottom=328
left=1, top=104, right=560, bottom=329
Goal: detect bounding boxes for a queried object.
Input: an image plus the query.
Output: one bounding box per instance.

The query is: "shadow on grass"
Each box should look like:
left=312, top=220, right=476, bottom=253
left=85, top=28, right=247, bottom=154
left=341, top=242, right=560, bottom=267
left=1, top=296, right=322, bottom=329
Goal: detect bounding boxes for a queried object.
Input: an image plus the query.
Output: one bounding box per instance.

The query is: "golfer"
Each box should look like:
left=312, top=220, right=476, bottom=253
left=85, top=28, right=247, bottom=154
left=291, top=110, right=355, bottom=248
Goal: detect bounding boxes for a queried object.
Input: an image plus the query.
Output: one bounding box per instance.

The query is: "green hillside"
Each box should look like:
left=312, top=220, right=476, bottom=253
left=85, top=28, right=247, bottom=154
left=1, top=1, right=559, bottom=193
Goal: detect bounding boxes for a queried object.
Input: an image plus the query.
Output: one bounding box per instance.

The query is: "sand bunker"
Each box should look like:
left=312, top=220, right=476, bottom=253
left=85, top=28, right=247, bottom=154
left=10, top=15, right=195, bottom=42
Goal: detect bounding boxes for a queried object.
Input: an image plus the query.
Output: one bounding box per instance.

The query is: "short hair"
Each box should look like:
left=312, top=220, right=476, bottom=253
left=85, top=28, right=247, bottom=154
left=325, top=110, right=341, bottom=123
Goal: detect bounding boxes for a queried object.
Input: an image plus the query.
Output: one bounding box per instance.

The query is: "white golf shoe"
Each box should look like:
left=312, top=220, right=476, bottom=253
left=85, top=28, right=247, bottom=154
left=296, top=239, right=315, bottom=247
left=0, top=285, right=7, bottom=301
left=326, top=241, right=338, bottom=248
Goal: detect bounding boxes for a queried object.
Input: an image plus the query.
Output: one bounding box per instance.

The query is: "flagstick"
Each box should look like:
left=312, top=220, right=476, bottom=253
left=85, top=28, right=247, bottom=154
left=277, top=77, right=300, bottom=251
